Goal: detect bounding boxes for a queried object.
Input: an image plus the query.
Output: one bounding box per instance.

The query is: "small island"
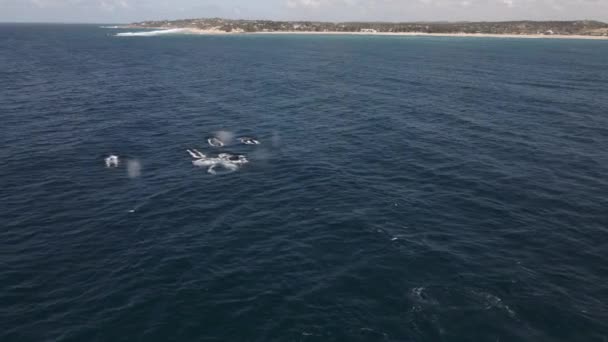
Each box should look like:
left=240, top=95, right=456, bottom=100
left=125, top=18, right=608, bottom=39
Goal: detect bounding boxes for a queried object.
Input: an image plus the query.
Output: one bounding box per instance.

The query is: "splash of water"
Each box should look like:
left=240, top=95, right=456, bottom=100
left=105, top=155, right=119, bottom=168
left=127, top=160, right=142, bottom=178
left=216, top=131, right=234, bottom=144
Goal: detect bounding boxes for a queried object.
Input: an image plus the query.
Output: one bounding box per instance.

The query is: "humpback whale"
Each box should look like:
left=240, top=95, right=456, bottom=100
left=238, top=137, right=260, bottom=145
left=187, top=149, right=248, bottom=174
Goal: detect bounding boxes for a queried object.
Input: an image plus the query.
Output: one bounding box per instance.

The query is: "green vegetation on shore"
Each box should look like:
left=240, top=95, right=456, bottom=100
left=130, top=18, right=608, bottom=36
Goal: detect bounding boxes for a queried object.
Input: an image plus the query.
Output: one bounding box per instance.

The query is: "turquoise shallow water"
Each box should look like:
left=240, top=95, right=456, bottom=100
left=2, top=24, right=608, bottom=341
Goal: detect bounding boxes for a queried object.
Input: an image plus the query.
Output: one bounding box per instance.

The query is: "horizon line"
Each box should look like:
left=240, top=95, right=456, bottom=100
left=1, top=18, right=607, bottom=25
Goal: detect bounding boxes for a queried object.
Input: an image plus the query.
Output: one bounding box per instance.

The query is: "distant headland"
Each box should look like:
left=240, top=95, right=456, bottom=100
left=122, top=18, right=608, bottom=39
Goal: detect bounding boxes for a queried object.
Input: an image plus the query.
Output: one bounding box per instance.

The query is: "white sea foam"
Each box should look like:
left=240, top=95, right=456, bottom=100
left=473, top=291, right=516, bottom=317
left=187, top=149, right=248, bottom=175
left=238, top=137, right=260, bottom=145
left=105, top=155, right=119, bottom=168
left=207, top=131, right=235, bottom=147
left=207, top=137, right=224, bottom=147
left=411, top=286, right=438, bottom=303
left=411, top=287, right=425, bottom=298
left=116, top=29, right=189, bottom=37
left=207, top=162, right=239, bottom=175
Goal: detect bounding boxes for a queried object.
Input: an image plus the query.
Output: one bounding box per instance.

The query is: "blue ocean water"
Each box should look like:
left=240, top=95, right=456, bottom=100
left=2, top=24, right=608, bottom=341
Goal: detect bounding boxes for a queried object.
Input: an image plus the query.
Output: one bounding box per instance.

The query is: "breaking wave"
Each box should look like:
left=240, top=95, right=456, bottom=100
left=116, top=29, right=189, bottom=37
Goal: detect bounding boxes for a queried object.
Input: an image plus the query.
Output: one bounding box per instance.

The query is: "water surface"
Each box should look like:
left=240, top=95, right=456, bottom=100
left=2, top=24, right=608, bottom=341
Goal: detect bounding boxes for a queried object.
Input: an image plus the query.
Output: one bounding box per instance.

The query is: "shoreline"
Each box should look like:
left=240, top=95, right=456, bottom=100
left=253, top=31, right=608, bottom=40
left=118, top=27, right=608, bottom=40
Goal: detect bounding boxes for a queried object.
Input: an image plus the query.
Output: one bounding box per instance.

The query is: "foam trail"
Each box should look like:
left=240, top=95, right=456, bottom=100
left=116, top=29, right=189, bottom=37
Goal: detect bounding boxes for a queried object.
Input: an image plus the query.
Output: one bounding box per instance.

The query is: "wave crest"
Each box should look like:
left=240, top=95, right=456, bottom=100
left=116, top=29, right=188, bottom=37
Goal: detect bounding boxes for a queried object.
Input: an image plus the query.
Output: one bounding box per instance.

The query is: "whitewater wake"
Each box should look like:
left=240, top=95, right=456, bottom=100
left=116, top=29, right=189, bottom=37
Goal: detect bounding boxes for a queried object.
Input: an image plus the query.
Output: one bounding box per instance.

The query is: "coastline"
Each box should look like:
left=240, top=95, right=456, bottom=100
left=119, top=27, right=608, bottom=40
left=253, top=31, right=608, bottom=40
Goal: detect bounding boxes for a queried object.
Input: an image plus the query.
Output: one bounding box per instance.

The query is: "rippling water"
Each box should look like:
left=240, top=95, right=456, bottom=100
left=2, top=24, right=608, bottom=341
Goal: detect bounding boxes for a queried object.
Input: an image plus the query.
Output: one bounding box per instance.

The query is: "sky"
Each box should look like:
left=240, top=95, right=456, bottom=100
left=1, top=0, right=607, bottom=23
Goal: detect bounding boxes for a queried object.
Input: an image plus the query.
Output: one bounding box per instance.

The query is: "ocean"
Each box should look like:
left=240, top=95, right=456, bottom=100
left=1, top=24, right=607, bottom=341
